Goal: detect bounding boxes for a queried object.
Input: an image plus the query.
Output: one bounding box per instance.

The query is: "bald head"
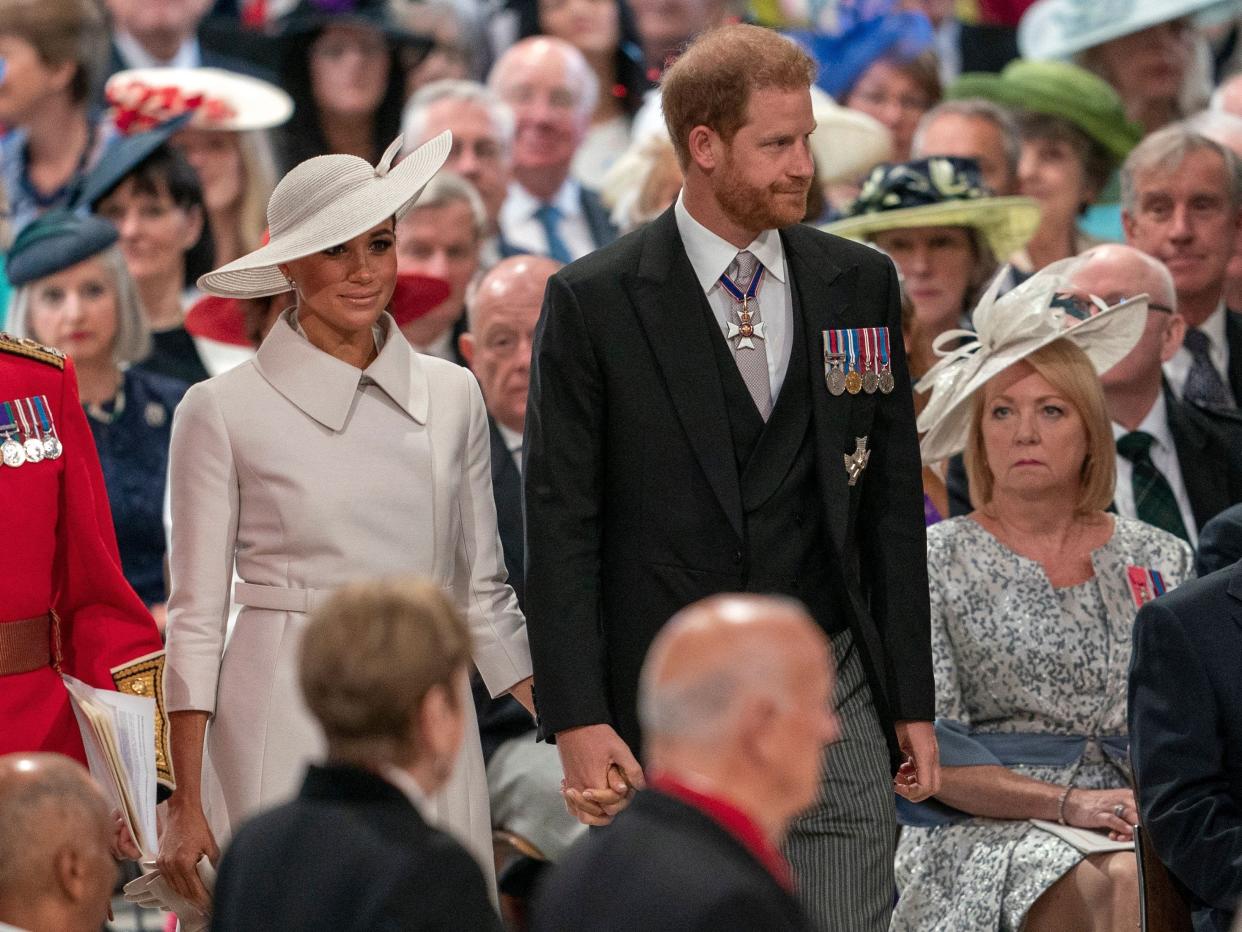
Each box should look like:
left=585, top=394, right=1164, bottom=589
left=0, top=754, right=116, bottom=932
left=1071, top=244, right=1185, bottom=404
left=638, top=595, right=839, bottom=836
left=461, top=255, right=559, bottom=433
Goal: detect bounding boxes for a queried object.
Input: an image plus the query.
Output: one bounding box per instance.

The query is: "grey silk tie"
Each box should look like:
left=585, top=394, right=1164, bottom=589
left=725, top=250, right=772, bottom=419
left=1181, top=328, right=1234, bottom=410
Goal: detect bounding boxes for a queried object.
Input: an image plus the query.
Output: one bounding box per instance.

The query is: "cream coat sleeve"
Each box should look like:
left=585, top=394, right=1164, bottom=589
left=456, top=370, right=533, bottom=697
left=163, top=381, right=240, bottom=714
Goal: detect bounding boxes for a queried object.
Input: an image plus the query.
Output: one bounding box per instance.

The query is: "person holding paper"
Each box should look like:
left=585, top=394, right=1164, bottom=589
left=891, top=259, right=1194, bottom=931
left=158, top=132, right=534, bottom=909
left=0, top=332, right=170, bottom=793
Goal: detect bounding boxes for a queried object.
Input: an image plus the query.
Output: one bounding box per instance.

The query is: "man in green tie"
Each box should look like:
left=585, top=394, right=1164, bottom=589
left=1072, top=244, right=1242, bottom=546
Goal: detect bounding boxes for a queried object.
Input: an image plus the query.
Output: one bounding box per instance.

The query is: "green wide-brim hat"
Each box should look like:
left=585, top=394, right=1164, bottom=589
left=822, top=197, right=1042, bottom=260
left=948, top=60, right=1142, bottom=161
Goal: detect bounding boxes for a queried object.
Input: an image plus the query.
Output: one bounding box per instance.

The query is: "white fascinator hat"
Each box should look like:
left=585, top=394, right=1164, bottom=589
left=198, top=132, right=451, bottom=299
left=915, top=255, right=1149, bottom=465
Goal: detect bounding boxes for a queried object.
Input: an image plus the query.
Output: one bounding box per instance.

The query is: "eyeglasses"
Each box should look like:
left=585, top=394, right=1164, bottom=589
left=1052, top=291, right=1174, bottom=321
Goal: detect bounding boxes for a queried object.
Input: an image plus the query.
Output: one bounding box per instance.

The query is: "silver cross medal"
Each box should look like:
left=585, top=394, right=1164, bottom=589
left=844, top=437, right=870, bottom=487
left=728, top=296, right=766, bottom=350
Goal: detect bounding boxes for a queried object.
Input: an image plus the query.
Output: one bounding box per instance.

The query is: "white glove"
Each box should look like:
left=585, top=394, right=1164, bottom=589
left=123, top=855, right=216, bottom=932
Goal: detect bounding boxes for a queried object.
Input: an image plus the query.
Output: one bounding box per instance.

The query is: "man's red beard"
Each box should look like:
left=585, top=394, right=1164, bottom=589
left=714, top=154, right=811, bottom=233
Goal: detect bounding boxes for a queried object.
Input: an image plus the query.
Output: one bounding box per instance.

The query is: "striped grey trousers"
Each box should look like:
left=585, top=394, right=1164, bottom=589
left=782, top=627, right=897, bottom=932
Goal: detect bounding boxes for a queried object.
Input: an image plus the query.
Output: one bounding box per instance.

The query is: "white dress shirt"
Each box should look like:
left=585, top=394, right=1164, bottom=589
left=1111, top=392, right=1198, bottom=546
left=499, top=179, right=597, bottom=261
left=113, top=30, right=202, bottom=69
left=496, top=421, right=523, bottom=471
left=673, top=192, right=794, bottom=401
left=1163, top=300, right=1235, bottom=406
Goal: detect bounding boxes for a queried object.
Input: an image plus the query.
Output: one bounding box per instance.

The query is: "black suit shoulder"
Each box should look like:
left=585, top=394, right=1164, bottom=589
left=531, top=791, right=812, bottom=932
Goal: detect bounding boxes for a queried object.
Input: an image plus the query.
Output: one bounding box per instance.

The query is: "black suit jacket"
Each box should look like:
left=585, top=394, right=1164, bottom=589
left=524, top=207, right=932, bottom=756
left=499, top=184, right=618, bottom=260
left=531, top=789, right=814, bottom=932
left=1225, top=307, right=1242, bottom=404
left=211, top=764, right=502, bottom=932
left=946, top=388, right=1242, bottom=530
left=1129, top=561, right=1242, bottom=932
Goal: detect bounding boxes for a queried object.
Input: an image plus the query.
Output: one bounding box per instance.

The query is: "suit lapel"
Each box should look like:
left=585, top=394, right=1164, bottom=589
left=1167, top=392, right=1229, bottom=531
left=1226, top=309, right=1242, bottom=403
left=629, top=210, right=744, bottom=540
left=1229, top=561, right=1242, bottom=635
left=785, top=228, right=855, bottom=553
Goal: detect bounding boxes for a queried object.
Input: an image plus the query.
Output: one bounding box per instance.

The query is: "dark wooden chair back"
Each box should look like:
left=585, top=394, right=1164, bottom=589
left=1134, top=822, right=1194, bottom=932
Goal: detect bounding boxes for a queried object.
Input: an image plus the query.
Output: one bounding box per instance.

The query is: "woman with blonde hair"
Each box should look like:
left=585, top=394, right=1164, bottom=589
left=892, top=259, right=1195, bottom=931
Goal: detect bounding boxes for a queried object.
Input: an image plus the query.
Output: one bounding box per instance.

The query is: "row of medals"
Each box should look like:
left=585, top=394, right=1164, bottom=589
left=2, top=403, right=63, bottom=468
left=824, top=353, right=896, bottom=397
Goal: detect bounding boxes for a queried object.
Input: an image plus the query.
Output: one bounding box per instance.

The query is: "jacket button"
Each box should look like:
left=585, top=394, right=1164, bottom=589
left=733, top=550, right=743, bottom=564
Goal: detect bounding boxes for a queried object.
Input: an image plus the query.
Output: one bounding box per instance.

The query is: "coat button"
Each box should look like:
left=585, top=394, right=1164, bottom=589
left=733, top=550, right=743, bottom=564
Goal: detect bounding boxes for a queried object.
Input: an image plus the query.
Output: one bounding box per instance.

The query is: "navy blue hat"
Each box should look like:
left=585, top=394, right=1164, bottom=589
left=279, top=0, right=432, bottom=49
left=6, top=211, right=120, bottom=287
left=74, top=112, right=193, bottom=210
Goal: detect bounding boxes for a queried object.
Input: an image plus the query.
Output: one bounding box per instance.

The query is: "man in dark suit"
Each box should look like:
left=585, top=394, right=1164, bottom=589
left=210, top=581, right=501, bottom=932
left=523, top=24, right=937, bottom=931
left=1129, top=560, right=1242, bottom=932
left=1122, top=126, right=1242, bottom=412
left=945, top=245, right=1242, bottom=531
left=459, top=255, right=587, bottom=872
left=488, top=37, right=618, bottom=263
left=532, top=594, right=836, bottom=932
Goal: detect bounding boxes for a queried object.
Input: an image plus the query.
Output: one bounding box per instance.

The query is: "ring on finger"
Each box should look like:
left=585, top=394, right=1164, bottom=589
left=1112, top=804, right=1126, bottom=819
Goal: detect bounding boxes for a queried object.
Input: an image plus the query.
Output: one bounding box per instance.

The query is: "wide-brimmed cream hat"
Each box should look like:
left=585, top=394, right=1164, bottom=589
left=809, top=86, right=892, bottom=184
left=199, top=132, right=451, bottom=299
left=915, top=255, right=1149, bottom=464
left=106, top=68, right=294, bottom=135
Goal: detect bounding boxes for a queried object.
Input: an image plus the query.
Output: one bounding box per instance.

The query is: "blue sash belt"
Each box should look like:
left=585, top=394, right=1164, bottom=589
left=896, top=720, right=1128, bottom=828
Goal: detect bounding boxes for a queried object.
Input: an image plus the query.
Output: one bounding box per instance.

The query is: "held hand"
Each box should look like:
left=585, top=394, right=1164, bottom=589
left=1061, top=787, right=1137, bottom=840
left=157, top=794, right=219, bottom=910
left=556, top=724, right=644, bottom=826
left=893, top=720, right=940, bottom=802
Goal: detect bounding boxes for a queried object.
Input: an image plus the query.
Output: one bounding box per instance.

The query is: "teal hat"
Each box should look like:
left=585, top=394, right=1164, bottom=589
left=948, top=60, right=1142, bottom=161
left=6, top=211, right=119, bottom=287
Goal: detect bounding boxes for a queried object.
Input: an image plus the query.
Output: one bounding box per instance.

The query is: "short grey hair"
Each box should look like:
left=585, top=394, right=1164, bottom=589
left=401, top=79, right=515, bottom=155
left=9, top=245, right=152, bottom=366
left=1120, top=123, right=1242, bottom=214
left=487, top=37, right=599, bottom=123
left=403, top=172, right=489, bottom=240
left=912, top=99, right=1021, bottom=188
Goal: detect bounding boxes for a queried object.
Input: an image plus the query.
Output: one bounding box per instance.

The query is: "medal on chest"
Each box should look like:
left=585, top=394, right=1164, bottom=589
left=823, top=329, right=847, bottom=396
left=720, top=266, right=766, bottom=351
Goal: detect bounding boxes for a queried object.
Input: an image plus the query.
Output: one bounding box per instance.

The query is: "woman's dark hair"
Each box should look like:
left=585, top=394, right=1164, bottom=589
left=276, top=25, right=407, bottom=173
left=101, top=144, right=215, bottom=289
left=517, top=0, right=652, bottom=117
left=1017, top=112, right=1116, bottom=213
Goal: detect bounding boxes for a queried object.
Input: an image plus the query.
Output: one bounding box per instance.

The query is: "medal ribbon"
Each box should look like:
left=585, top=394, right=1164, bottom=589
left=828, top=329, right=839, bottom=356
left=846, top=329, right=858, bottom=374
left=718, top=265, right=765, bottom=306
left=878, top=327, right=890, bottom=369
left=14, top=398, right=33, bottom=438
left=33, top=396, right=52, bottom=432
left=861, top=329, right=873, bottom=375
left=1, top=402, right=18, bottom=434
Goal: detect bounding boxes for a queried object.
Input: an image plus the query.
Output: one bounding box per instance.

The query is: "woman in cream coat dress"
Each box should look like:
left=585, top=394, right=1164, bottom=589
left=157, top=132, right=534, bottom=907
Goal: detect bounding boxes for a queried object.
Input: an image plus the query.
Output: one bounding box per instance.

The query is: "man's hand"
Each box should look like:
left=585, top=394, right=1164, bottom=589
left=893, top=720, right=940, bottom=802
left=556, top=723, right=644, bottom=826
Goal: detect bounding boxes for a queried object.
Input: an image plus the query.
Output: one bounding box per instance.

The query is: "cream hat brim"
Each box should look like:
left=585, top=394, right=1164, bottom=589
left=821, top=196, right=1042, bottom=261
left=106, top=68, right=295, bottom=132
left=917, top=288, right=1149, bottom=465
left=198, top=132, right=451, bottom=299
left=809, top=87, right=892, bottom=185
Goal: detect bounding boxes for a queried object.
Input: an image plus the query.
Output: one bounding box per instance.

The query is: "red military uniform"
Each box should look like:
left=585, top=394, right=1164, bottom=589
left=0, top=335, right=171, bottom=790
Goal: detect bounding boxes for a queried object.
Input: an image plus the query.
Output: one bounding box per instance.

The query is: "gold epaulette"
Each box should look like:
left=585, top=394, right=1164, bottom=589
left=111, top=650, right=175, bottom=793
left=0, top=333, right=66, bottom=370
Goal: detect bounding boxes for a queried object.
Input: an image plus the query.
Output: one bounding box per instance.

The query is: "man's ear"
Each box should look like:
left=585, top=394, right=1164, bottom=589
left=1161, top=312, right=1187, bottom=363
left=459, top=331, right=475, bottom=368
left=687, top=125, right=721, bottom=173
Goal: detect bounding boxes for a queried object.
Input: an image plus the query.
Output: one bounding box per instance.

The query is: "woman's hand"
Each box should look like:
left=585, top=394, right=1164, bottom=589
left=156, top=794, right=219, bottom=909
left=111, top=810, right=143, bottom=861
left=1061, top=786, right=1138, bottom=840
